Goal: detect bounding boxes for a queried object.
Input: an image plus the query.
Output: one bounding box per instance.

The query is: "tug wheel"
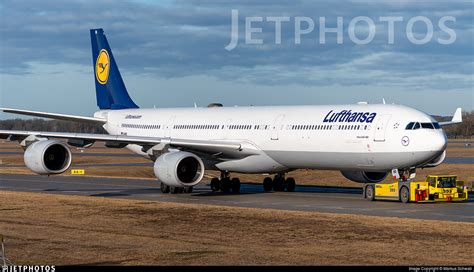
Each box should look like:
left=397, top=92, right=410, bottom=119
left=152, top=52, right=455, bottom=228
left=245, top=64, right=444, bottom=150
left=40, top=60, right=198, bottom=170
left=366, top=185, right=375, bottom=201
left=400, top=186, right=410, bottom=203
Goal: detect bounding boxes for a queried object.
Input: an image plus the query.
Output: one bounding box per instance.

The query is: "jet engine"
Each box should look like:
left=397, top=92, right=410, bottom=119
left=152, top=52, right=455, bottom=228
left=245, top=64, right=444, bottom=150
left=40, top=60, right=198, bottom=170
left=154, top=151, right=205, bottom=187
left=24, top=140, right=72, bottom=175
left=340, top=170, right=388, bottom=183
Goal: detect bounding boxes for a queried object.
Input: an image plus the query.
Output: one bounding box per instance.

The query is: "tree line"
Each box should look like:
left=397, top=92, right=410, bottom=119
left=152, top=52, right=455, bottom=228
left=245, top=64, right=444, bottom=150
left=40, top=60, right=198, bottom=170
left=0, top=111, right=472, bottom=138
left=438, top=111, right=473, bottom=139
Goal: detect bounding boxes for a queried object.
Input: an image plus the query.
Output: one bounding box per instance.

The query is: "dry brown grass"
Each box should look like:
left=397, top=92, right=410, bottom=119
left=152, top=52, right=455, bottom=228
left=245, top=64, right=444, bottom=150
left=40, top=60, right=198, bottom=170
left=0, top=190, right=472, bottom=266
left=449, top=143, right=474, bottom=147
left=449, top=138, right=474, bottom=142
left=446, top=147, right=474, bottom=157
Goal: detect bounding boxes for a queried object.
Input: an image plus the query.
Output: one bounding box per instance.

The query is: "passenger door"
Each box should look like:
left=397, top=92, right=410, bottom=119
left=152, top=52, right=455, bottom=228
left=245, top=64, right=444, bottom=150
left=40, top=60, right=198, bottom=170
left=224, top=118, right=232, bottom=139
left=164, top=116, right=175, bottom=138
left=270, top=115, right=285, bottom=140
left=373, top=114, right=391, bottom=142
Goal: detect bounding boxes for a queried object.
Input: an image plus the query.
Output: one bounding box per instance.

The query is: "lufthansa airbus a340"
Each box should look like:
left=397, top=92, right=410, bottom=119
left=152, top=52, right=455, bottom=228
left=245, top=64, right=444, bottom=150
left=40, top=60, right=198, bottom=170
left=0, top=29, right=463, bottom=194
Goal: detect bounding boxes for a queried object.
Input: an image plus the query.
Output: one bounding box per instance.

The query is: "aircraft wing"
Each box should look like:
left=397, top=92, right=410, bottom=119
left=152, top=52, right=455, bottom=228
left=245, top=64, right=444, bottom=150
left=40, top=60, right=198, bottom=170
left=0, top=130, right=257, bottom=159
left=439, top=108, right=462, bottom=126
left=0, top=108, right=106, bottom=124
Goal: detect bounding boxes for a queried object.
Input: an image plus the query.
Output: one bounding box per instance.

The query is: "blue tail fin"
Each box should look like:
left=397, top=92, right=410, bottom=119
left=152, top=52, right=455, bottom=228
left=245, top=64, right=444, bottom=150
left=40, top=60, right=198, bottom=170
left=90, top=28, right=139, bottom=110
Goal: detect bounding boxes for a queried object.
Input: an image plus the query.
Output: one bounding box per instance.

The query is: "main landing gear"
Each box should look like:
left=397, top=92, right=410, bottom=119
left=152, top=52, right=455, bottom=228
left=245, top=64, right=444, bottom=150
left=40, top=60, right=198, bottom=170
left=263, top=173, right=296, bottom=192
left=160, top=183, right=194, bottom=194
left=210, top=171, right=241, bottom=193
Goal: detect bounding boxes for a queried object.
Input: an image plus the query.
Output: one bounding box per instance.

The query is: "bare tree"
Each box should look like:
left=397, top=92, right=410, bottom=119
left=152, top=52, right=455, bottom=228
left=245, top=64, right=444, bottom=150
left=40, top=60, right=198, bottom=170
left=438, top=111, right=473, bottom=139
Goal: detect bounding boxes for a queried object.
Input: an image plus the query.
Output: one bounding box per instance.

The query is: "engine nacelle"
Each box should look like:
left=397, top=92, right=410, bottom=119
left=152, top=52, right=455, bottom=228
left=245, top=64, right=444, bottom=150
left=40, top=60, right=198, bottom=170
left=24, top=140, right=72, bottom=175
left=419, top=150, right=446, bottom=168
left=340, top=170, right=388, bottom=183
left=154, top=151, right=204, bottom=187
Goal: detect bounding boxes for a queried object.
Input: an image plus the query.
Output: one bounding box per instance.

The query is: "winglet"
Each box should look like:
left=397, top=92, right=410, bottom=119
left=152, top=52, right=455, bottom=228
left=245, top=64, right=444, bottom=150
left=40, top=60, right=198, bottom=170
left=439, top=108, right=462, bottom=126
left=452, top=107, right=462, bottom=123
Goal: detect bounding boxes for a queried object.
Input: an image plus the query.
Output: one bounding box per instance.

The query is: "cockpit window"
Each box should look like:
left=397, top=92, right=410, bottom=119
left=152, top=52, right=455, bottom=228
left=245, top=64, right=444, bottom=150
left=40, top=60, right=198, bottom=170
left=405, top=122, right=442, bottom=130
left=421, top=123, right=434, bottom=129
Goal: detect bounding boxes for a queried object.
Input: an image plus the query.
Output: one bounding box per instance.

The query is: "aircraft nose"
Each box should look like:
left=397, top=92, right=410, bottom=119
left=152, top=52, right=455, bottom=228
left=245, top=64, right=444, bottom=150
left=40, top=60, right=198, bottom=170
left=432, top=131, right=448, bottom=152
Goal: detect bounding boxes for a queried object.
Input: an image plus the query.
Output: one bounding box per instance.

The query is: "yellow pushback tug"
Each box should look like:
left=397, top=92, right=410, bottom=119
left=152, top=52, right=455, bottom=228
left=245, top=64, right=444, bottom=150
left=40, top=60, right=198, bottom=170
left=364, top=175, right=469, bottom=203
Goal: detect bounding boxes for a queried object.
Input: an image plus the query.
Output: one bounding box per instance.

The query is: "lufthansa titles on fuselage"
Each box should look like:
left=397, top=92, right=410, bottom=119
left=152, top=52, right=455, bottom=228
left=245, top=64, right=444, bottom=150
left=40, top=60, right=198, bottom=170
left=125, top=114, right=142, bottom=119
left=323, top=110, right=377, bottom=123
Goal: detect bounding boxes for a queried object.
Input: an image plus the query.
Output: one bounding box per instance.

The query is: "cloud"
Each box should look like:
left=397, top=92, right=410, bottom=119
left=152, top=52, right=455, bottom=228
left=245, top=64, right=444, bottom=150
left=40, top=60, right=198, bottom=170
left=0, top=0, right=472, bottom=114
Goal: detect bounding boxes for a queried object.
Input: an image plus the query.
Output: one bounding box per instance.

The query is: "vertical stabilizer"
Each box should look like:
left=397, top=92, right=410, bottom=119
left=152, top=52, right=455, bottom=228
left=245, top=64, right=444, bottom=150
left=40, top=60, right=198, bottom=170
left=90, top=28, right=138, bottom=110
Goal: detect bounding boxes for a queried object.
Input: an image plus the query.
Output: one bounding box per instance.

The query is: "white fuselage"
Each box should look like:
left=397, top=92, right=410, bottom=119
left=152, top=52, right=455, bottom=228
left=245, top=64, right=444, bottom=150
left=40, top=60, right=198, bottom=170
left=97, top=104, right=447, bottom=174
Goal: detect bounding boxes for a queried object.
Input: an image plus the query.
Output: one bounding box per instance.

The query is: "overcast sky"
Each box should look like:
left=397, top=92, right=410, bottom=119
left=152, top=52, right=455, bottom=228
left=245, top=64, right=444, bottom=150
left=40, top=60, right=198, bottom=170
left=0, top=0, right=472, bottom=118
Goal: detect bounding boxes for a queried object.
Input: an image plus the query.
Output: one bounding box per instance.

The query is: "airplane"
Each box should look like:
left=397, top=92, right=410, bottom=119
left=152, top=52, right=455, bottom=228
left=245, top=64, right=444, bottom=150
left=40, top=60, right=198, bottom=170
left=0, top=28, right=463, bottom=194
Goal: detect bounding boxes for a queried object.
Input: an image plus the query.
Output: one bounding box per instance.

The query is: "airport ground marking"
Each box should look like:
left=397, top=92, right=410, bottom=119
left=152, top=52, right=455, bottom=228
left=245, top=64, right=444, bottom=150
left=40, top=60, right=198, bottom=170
left=71, top=169, right=85, bottom=175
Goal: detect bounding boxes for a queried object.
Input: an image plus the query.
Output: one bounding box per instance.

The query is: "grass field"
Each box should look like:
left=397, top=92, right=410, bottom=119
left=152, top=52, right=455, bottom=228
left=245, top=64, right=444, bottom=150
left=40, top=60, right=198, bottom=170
left=0, top=190, right=472, bottom=266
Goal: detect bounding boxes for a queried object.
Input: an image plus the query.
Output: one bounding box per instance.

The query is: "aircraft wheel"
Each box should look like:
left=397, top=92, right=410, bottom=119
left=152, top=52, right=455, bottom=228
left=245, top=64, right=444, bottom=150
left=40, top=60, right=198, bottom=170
left=365, top=185, right=375, bottom=201
left=210, top=177, right=220, bottom=192
left=400, top=186, right=410, bottom=203
left=286, top=177, right=296, bottom=192
left=169, top=186, right=180, bottom=194
left=273, top=177, right=284, bottom=191
left=231, top=178, right=241, bottom=193
left=263, top=177, right=273, bottom=192
left=160, top=182, right=170, bottom=194
left=221, top=178, right=232, bottom=193
left=184, top=186, right=193, bottom=194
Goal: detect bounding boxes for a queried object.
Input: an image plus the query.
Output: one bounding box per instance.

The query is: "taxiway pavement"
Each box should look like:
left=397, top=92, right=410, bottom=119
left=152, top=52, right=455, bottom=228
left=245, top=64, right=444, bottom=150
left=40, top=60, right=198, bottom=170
left=0, top=173, right=472, bottom=222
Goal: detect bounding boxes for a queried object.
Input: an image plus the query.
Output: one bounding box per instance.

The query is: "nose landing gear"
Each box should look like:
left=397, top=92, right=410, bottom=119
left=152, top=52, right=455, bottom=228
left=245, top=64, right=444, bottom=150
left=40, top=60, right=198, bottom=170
left=393, top=168, right=417, bottom=181
left=262, top=173, right=296, bottom=192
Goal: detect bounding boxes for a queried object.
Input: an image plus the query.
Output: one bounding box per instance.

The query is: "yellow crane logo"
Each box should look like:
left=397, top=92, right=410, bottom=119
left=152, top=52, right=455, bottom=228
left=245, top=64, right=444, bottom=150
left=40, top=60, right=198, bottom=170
left=95, top=49, right=110, bottom=84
